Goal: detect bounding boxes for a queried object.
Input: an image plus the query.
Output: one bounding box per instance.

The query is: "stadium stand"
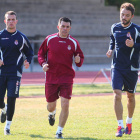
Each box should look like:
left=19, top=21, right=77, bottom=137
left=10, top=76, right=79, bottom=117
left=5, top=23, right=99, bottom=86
left=0, top=0, right=140, bottom=64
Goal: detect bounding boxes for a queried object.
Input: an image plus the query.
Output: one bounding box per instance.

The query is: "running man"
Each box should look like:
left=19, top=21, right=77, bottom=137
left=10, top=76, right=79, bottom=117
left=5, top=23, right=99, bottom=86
left=106, top=2, right=140, bottom=137
left=0, top=11, right=33, bottom=135
left=38, top=17, right=84, bottom=139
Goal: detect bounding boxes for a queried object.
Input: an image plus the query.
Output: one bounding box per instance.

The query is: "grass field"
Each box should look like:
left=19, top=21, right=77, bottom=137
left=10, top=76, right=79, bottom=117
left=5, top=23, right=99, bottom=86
left=1, top=84, right=140, bottom=139
left=19, top=83, right=140, bottom=97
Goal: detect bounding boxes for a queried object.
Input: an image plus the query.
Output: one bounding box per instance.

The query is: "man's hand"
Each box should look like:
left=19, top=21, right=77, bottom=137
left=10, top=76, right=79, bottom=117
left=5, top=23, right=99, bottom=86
left=106, top=50, right=113, bottom=58
left=75, top=54, right=80, bottom=63
left=125, top=35, right=134, bottom=47
left=0, top=59, right=4, bottom=67
left=24, top=59, right=29, bottom=69
left=42, top=64, right=49, bottom=72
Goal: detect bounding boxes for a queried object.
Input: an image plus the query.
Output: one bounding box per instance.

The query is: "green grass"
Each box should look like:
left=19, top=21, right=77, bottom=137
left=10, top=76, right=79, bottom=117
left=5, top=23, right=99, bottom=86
left=1, top=84, right=140, bottom=139
left=1, top=95, right=140, bottom=139
left=19, top=83, right=140, bottom=97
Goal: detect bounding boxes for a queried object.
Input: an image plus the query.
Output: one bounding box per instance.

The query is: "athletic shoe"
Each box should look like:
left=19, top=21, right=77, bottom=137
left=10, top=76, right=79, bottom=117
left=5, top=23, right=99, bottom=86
left=124, top=123, right=132, bottom=135
left=48, top=113, right=55, bottom=126
left=4, top=129, right=11, bottom=135
left=55, top=132, right=63, bottom=139
left=115, top=126, right=124, bottom=137
left=1, top=105, right=7, bottom=123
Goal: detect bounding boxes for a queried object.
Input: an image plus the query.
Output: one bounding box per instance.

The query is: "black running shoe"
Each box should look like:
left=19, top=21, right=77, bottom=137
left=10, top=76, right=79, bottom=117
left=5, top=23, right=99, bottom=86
left=48, top=114, right=55, bottom=126
left=1, top=111, right=6, bottom=123
left=55, top=132, right=63, bottom=139
left=4, top=129, right=11, bottom=135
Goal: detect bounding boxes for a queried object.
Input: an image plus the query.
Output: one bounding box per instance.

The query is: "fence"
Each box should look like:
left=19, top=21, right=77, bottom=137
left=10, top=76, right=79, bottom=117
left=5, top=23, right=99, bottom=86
left=29, top=40, right=110, bottom=72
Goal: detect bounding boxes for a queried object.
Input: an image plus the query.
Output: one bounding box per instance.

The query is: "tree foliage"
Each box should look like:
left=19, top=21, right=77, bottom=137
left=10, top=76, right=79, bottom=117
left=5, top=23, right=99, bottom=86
left=105, top=0, right=140, bottom=15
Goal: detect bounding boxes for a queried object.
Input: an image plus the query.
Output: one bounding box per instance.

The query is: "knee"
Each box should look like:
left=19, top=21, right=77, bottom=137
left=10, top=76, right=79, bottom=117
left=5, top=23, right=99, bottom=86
left=47, top=104, right=56, bottom=112
left=127, top=94, right=135, bottom=102
left=114, top=92, right=121, bottom=101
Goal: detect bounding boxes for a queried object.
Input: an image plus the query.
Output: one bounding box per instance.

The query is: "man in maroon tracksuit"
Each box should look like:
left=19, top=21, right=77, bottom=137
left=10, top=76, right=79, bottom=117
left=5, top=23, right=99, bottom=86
left=38, top=17, right=84, bottom=139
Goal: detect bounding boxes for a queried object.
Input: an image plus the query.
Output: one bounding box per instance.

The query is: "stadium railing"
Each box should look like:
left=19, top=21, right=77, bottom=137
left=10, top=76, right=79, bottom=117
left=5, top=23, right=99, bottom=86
left=29, top=40, right=109, bottom=72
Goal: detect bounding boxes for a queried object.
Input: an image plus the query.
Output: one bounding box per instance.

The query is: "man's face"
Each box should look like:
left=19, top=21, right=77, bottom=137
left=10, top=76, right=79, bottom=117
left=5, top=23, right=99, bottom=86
left=4, top=14, right=18, bottom=31
left=57, top=21, right=71, bottom=38
left=120, top=8, right=134, bottom=27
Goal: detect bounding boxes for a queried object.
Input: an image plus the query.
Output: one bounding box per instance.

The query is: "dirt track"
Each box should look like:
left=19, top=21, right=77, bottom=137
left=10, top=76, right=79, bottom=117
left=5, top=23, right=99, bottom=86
left=21, top=71, right=111, bottom=85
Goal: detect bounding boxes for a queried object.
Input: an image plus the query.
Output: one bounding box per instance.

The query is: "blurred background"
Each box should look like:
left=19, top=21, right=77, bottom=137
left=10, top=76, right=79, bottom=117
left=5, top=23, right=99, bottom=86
left=0, top=0, right=140, bottom=72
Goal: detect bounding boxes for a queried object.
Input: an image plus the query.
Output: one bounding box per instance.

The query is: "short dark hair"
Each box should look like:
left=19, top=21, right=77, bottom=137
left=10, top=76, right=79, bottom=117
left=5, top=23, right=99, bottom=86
left=5, top=11, right=17, bottom=19
left=120, top=2, right=135, bottom=15
left=58, top=17, right=71, bottom=26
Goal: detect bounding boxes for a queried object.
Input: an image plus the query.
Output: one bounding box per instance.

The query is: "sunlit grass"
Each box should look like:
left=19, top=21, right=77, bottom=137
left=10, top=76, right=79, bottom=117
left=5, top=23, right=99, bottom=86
left=19, top=83, right=140, bottom=97
left=0, top=94, right=140, bottom=139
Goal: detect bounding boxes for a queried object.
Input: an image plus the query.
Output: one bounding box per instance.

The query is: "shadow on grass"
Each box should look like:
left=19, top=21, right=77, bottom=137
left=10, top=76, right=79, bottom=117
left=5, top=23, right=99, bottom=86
left=64, top=137, right=99, bottom=140
left=45, top=137, right=100, bottom=140
left=30, top=134, right=46, bottom=138
left=30, top=135, right=133, bottom=140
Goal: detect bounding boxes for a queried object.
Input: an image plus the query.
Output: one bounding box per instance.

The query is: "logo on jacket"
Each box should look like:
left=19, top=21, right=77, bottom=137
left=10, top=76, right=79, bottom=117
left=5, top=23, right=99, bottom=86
left=59, top=41, right=66, bottom=43
left=14, top=40, right=18, bottom=45
left=1, top=38, right=9, bottom=40
left=115, top=31, right=121, bottom=33
left=127, top=32, right=131, bottom=37
left=68, top=45, right=71, bottom=50
left=15, top=81, right=20, bottom=94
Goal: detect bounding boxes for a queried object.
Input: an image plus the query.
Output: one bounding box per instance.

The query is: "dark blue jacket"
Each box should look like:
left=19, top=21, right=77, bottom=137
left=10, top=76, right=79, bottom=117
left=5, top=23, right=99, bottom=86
left=109, top=22, right=140, bottom=71
left=0, top=29, right=33, bottom=77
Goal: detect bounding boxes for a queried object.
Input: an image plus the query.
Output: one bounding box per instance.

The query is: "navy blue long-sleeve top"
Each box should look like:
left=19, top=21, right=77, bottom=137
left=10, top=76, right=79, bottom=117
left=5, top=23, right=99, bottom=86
left=0, top=29, right=33, bottom=77
left=109, top=22, right=140, bottom=71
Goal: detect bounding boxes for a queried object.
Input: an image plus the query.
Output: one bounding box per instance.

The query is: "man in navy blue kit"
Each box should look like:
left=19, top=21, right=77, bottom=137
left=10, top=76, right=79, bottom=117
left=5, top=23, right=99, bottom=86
left=106, top=2, right=140, bottom=137
left=0, top=11, right=33, bottom=135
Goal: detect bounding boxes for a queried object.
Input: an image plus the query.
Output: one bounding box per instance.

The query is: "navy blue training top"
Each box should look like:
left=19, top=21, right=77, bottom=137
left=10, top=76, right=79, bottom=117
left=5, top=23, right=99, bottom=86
left=109, top=22, right=140, bottom=71
left=0, top=29, right=33, bottom=77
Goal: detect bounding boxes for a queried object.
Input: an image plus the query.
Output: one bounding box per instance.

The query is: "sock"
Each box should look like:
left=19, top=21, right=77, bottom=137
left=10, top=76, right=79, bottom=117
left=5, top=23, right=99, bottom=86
left=5, top=120, right=12, bottom=130
left=2, top=104, right=7, bottom=114
left=126, top=116, right=132, bottom=124
left=56, top=126, right=63, bottom=134
left=118, top=120, right=124, bottom=128
left=49, top=110, right=56, bottom=115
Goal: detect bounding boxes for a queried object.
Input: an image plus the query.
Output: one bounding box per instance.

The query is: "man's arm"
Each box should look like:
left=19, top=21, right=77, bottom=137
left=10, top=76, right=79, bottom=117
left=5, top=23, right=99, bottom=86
left=106, top=26, right=115, bottom=58
left=38, top=38, right=48, bottom=67
left=0, top=47, right=4, bottom=66
left=22, top=36, right=34, bottom=65
left=129, top=30, right=140, bottom=50
left=74, top=41, right=84, bottom=67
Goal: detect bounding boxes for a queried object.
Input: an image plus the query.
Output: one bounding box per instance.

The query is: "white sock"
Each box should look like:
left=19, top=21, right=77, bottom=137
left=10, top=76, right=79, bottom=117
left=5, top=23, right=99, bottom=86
left=118, top=120, right=124, bottom=128
left=49, top=110, right=56, bottom=115
left=5, top=121, right=12, bottom=130
left=2, top=105, right=7, bottom=114
left=126, top=116, right=132, bottom=124
left=56, top=126, right=63, bottom=134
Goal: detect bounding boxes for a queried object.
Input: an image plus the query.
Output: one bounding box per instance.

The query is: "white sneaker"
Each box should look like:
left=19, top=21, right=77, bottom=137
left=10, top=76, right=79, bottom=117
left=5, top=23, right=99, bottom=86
left=55, top=132, right=63, bottom=139
left=4, top=128, right=11, bottom=135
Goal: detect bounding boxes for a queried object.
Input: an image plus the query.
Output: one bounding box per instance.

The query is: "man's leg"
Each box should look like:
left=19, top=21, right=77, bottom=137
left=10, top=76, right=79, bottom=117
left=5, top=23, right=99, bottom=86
left=126, top=92, right=135, bottom=118
left=47, top=101, right=57, bottom=126
left=0, top=76, right=7, bottom=123
left=4, top=76, right=20, bottom=135
left=124, top=92, right=135, bottom=135
left=47, top=101, right=57, bottom=112
left=0, top=99, right=7, bottom=123
left=55, top=97, right=69, bottom=139
left=114, top=89, right=124, bottom=137
left=59, top=97, right=69, bottom=128
left=114, top=89, right=123, bottom=121
left=4, top=97, right=16, bottom=135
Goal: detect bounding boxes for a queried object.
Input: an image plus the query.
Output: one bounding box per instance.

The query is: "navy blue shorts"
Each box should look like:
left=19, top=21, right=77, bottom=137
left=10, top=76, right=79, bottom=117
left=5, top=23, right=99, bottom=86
left=0, top=76, right=21, bottom=99
left=111, top=69, right=138, bottom=93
